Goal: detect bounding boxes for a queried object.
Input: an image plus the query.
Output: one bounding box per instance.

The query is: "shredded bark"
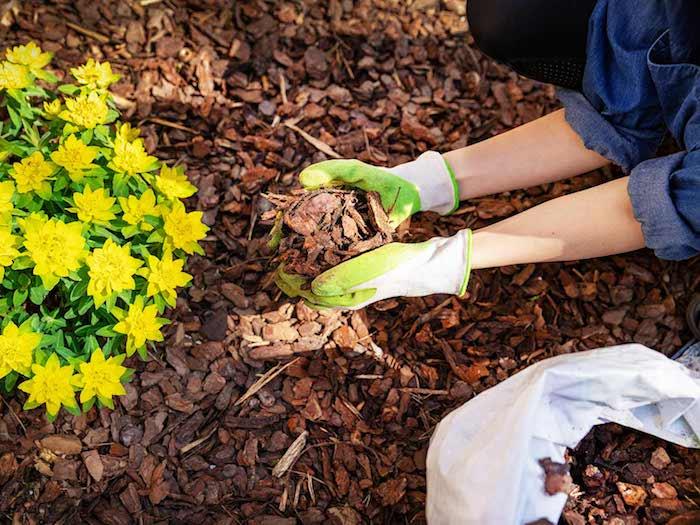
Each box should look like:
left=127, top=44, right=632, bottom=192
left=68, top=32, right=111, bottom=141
left=264, top=189, right=395, bottom=278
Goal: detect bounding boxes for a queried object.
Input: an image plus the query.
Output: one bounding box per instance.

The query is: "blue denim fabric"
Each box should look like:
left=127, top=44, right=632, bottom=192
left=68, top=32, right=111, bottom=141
left=558, top=0, right=700, bottom=260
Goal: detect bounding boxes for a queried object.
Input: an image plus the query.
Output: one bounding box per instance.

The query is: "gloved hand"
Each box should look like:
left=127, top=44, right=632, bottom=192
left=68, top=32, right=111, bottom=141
left=299, top=151, right=459, bottom=227
left=276, top=229, right=472, bottom=310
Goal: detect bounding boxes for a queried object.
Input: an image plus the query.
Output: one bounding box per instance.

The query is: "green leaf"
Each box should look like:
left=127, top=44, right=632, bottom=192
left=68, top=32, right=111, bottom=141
left=95, top=325, right=116, bottom=337
left=4, top=372, right=18, bottom=392
left=120, top=367, right=135, bottom=383
left=80, top=128, right=94, bottom=144
left=77, top=297, right=93, bottom=316
left=11, top=256, right=33, bottom=271
left=105, top=294, right=117, bottom=313
left=0, top=137, right=27, bottom=156
left=82, top=397, right=96, bottom=412
left=142, top=215, right=161, bottom=228
left=53, top=174, right=69, bottom=192
left=112, top=173, right=128, bottom=197
left=6, top=105, right=21, bottom=133
left=58, top=84, right=80, bottom=95
left=93, top=125, right=111, bottom=145
left=68, top=278, right=89, bottom=302
left=154, top=293, right=167, bottom=313
left=105, top=109, right=119, bottom=124
left=29, top=285, right=47, bottom=305
left=120, top=225, right=140, bottom=239
left=74, top=325, right=95, bottom=337
left=103, top=335, right=118, bottom=355
left=63, top=404, right=82, bottom=417
left=23, top=399, right=41, bottom=411
left=35, top=69, right=58, bottom=83
left=12, top=289, right=28, bottom=307
left=34, top=347, right=48, bottom=366
left=146, top=230, right=165, bottom=244
left=85, top=335, right=99, bottom=353
left=55, top=345, right=77, bottom=361
left=16, top=273, right=31, bottom=288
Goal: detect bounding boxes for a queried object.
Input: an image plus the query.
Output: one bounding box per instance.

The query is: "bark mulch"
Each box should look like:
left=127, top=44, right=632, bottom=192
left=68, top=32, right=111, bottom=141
left=0, top=1, right=698, bottom=524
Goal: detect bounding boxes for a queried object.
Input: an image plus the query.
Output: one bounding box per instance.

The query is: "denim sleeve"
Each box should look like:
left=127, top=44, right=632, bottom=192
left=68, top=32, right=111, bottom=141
left=557, top=0, right=667, bottom=172
left=628, top=150, right=700, bottom=260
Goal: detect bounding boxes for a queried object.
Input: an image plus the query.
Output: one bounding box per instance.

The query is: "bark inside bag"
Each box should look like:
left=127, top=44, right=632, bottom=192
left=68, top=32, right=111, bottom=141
left=263, top=189, right=395, bottom=278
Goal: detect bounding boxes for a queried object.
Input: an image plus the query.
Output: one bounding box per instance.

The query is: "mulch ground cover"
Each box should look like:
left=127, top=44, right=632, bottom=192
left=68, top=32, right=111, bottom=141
left=0, top=1, right=698, bottom=524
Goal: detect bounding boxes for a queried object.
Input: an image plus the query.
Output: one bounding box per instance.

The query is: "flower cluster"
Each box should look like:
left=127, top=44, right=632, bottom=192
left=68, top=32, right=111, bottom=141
left=0, top=43, right=206, bottom=419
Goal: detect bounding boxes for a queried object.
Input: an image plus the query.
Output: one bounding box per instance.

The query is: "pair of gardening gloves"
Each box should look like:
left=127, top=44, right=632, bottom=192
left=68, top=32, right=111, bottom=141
left=275, top=151, right=473, bottom=310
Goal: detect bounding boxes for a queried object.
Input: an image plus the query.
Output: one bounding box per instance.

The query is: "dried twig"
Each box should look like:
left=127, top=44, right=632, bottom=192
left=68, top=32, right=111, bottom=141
left=234, top=358, right=300, bottom=407
left=147, top=117, right=198, bottom=134
left=65, top=22, right=110, bottom=43
left=284, top=121, right=342, bottom=159
left=179, top=427, right=217, bottom=455
left=272, top=431, right=308, bottom=478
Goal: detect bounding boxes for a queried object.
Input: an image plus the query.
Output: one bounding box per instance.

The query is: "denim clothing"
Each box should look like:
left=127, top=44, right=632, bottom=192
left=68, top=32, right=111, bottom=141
left=558, top=0, right=700, bottom=260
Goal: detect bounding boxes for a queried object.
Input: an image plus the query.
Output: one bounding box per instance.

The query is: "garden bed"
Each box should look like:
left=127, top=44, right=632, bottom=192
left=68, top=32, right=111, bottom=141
left=0, top=1, right=697, bottom=524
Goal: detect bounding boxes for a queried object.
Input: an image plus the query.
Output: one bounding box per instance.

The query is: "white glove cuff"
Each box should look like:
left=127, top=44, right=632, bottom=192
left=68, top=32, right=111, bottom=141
left=390, top=151, right=459, bottom=215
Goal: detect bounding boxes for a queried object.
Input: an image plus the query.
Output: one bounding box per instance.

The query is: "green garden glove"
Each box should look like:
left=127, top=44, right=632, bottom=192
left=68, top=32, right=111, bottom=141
left=276, top=229, right=473, bottom=310
left=300, top=151, right=460, bottom=227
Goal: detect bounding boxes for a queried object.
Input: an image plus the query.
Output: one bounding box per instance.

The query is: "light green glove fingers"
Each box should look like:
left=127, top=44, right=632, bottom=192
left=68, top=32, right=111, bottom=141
left=275, top=267, right=376, bottom=309
left=311, top=242, right=429, bottom=297
left=300, top=160, right=421, bottom=226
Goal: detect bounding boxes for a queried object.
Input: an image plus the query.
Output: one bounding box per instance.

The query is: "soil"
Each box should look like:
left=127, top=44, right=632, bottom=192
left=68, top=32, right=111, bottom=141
left=265, top=189, right=394, bottom=278
left=0, top=1, right=698, bottom=525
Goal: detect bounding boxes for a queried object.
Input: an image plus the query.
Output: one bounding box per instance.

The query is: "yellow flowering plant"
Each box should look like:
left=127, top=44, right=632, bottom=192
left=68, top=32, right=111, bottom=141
left=0, top=43, right=207, bottom=420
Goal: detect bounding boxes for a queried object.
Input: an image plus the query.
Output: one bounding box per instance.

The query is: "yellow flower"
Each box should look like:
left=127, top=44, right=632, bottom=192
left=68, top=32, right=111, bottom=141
left=0, top=229, right=19, bottom=281
left=85, top=239, right=142, bottom=306
left=118, top=189, right=159, bottom=228
left=116, top=122, right=140, bottom=142
left=108, top=134, right=157, bottom=177
left=50, top=134, right=99, bottom=181
left=163, top=201, right=208, bottom=254
left=69, top=186, right=116, bottom=224
left=0, top=181, right=14, bottom=226
left=154, top=164, right=197, bottom=200
left=5, top=42, right=51, bottom=70
left=9, top=152, right=54, bottom=195
left=0, top=62, right=31, bottom=90
left=59, top=91, right=109, bottom=129
left=142, top=250, right=191, bottom=306
left=0, top=322, right=41, bottom=379
left=43, top=99, right=62, bottom=116
left=18, top=353, right=78, bottom=418
left=73, top=349, right=127, bottom=405
left=113, top=295, right=166, bottom=356
left=21, top=214, right=86, bottom=288
left=70, top=59, right=120, bottom=89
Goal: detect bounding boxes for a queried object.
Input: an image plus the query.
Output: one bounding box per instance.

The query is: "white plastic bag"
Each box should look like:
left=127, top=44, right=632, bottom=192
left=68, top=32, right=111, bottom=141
left=426, top=344, right=700, bottom=525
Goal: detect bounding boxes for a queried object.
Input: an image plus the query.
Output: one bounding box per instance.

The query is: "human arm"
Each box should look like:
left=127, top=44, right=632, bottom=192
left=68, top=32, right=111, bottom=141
left=444, top=109, right=609, bottom=200
left=299, top=109, right=610, bottom=222
left=278, top=176, right=644, bottom=310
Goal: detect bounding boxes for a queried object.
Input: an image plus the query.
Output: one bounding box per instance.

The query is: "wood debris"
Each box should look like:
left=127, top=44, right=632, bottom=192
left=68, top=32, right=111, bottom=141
left=264, top=189, right=395, bottom=278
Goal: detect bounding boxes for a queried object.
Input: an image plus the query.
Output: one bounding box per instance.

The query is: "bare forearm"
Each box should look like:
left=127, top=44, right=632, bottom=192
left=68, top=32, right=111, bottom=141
left=471, top=177, right=645, bottom=269
left=444, top=109, right=610, bottom=200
